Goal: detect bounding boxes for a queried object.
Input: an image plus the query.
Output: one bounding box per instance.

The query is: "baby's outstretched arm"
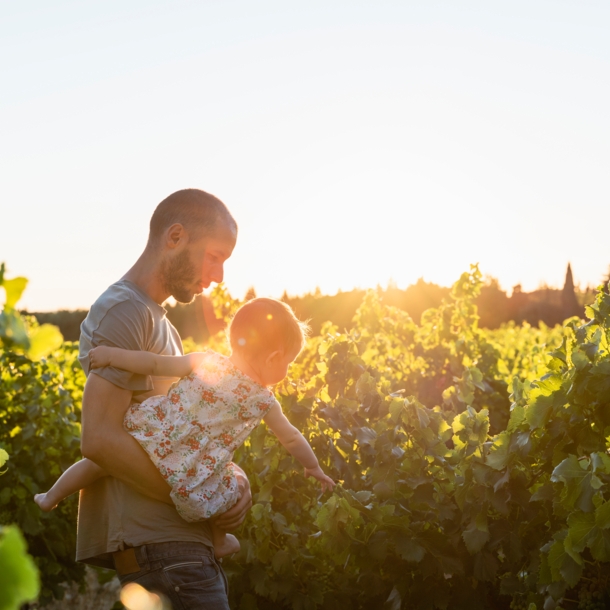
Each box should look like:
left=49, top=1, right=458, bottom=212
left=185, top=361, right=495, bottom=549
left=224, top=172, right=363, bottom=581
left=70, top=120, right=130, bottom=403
left=89, top=346, right=206, bottom=378
left=263, top=402, right=335, bottom=492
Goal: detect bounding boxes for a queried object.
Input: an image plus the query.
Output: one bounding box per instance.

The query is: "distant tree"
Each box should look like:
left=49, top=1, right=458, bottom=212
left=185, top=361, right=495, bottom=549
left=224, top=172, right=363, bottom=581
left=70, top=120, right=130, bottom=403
left=603, top=265, right=610, bottom=293
left=561, top=263, right=581, bottom=318
left=23, top=310, right=88, bottom=342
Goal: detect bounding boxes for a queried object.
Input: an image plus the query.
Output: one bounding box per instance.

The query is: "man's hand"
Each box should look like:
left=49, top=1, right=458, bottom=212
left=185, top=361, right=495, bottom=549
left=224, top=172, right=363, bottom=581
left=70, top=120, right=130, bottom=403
left=213, top=464, right=252, bottom=531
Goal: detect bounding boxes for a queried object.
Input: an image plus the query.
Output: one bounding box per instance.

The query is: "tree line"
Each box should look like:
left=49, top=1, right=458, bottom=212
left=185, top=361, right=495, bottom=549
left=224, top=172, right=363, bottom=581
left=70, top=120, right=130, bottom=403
left=27, top=264, right=598, bottom=344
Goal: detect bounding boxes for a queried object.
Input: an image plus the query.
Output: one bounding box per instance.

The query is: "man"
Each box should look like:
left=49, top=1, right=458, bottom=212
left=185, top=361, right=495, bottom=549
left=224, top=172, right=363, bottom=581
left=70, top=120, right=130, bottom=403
left=78, top=189, right=247, bottom=608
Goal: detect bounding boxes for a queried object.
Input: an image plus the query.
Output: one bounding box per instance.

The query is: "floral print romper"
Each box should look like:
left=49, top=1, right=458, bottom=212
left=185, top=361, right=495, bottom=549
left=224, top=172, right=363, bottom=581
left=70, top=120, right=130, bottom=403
left=124, top=351, right=278, bottom=522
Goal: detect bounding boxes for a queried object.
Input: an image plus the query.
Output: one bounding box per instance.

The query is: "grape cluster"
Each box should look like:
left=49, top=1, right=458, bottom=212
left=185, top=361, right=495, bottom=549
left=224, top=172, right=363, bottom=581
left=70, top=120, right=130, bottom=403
left=578, top=578, right=607, bottom=610
left=318, top=572, right=333, bottom=594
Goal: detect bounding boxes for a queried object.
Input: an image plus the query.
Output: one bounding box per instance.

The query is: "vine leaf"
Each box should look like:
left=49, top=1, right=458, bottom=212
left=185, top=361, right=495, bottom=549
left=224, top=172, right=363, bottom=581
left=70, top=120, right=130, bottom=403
left=462, top=516, right=489, bottom=554
left=595, top=500, right=610, bottom=529
left=550, top=456, right=595, bottom=512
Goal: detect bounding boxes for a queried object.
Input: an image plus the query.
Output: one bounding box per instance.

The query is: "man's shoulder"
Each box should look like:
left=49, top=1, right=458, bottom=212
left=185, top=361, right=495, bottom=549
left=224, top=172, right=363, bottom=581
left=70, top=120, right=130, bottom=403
left=85, top=282, right=158, bottom=330
left=80, top=282, right=157, bottom=351
left=92, top=281, right=153, bottom=316
left=79, top=282, right=167, bottom=377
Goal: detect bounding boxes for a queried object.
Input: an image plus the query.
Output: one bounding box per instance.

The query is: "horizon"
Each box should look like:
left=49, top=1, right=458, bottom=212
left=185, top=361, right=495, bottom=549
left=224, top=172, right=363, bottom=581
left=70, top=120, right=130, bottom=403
left=12, top=262, right=604, bottom=314
left=2, top=1, right=609, bottom=312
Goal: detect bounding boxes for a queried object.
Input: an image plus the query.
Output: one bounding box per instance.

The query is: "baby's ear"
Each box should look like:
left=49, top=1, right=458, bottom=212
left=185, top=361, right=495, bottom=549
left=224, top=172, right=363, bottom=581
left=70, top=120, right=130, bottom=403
left=266, top=349, right=282, bottom=364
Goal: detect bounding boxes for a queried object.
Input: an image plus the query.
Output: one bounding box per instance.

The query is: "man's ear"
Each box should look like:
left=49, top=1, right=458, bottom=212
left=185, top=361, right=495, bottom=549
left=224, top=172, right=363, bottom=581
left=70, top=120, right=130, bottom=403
left=165, top=223, right=188, bottom=249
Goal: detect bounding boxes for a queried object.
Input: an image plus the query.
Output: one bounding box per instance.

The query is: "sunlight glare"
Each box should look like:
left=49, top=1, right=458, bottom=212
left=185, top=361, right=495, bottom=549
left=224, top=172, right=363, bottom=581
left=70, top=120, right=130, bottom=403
left=120, top=583, right=168, bottom=610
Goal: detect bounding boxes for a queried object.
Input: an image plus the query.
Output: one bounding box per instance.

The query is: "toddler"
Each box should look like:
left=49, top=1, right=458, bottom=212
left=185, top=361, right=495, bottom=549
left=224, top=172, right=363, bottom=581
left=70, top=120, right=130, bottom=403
left=35, top=298, right=334, bottom=558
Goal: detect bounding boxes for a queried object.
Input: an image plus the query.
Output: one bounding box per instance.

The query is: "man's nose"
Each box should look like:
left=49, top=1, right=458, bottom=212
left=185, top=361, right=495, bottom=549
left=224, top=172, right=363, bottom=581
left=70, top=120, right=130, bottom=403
left=209, top=263, right=224, bottom=284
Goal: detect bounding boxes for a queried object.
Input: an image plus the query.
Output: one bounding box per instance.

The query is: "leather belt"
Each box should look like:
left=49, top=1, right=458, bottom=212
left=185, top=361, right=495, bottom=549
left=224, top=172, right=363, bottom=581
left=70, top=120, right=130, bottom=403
left=112, top=547, right=141, bottom=577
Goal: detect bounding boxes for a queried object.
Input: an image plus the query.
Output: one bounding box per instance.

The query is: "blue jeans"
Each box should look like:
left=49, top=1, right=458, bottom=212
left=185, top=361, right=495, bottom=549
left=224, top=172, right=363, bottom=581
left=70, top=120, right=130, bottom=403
left=117, top=541, right=229, bottom=610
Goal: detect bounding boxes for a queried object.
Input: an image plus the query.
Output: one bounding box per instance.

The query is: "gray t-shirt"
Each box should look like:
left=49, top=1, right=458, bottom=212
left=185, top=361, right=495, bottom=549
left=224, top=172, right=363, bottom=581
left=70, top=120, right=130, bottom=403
left=77, top=279, right=213, bottom=568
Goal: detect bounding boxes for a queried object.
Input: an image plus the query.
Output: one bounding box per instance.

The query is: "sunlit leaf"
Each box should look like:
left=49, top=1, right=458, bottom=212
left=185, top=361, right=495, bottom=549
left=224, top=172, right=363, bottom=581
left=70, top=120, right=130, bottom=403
left=0, top=526, right=40, bottom=609
left=27, top=323, right=63, bottom=361
left=1, top=276, right=28, bottom=310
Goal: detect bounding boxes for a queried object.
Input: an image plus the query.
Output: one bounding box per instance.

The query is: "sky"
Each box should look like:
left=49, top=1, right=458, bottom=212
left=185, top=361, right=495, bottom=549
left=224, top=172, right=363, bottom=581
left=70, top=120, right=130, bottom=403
left=1, top=0, right=609, bottom=311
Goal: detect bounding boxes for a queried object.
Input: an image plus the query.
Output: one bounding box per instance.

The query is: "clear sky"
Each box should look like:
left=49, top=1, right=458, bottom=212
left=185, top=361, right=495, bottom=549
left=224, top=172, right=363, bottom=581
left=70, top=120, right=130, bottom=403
left=1, top=1, right=609, bottom=311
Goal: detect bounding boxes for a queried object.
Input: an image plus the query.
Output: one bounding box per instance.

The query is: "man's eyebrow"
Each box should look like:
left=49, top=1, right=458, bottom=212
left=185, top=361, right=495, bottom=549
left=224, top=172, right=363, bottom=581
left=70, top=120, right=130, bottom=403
left=209, top=247, right=231, bottom=258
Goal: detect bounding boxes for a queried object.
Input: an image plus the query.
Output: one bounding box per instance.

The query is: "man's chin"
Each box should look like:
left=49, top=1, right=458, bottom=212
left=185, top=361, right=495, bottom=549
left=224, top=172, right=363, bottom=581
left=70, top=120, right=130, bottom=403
left=171, top=290, right=198, bottom=305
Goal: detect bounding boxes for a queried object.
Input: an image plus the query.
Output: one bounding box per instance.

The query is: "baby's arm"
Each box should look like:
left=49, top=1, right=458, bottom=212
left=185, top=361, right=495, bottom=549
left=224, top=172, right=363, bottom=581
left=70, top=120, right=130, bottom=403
left=89, top=346, right=206, bottom=378
left=35, top=458, right=106, bottom=512
left=263, top=402, right=335, bottom=492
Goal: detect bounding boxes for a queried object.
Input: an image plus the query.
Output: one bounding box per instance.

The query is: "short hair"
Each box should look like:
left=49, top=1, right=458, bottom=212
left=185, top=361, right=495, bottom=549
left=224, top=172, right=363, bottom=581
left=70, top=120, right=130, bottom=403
left=229, top=298, right=309, bottom=358
left=148, top=189, right=237, bottom=246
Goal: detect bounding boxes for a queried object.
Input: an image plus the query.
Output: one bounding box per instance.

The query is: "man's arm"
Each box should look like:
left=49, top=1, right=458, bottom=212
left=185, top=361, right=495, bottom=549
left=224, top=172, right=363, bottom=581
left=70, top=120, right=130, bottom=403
left=81, top=374, right=255, bottom=526
left=80, top=374, right=173, bottom=504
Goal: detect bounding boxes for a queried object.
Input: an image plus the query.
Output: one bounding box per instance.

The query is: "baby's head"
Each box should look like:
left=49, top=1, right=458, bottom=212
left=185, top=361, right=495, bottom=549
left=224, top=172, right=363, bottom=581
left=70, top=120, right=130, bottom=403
left=228, top=298, right=309, bottom=385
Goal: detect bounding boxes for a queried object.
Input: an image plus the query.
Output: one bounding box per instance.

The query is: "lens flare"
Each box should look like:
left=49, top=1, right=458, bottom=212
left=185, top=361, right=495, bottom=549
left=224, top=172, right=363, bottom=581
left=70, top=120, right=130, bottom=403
left=120, top=583, right=168, bottom=610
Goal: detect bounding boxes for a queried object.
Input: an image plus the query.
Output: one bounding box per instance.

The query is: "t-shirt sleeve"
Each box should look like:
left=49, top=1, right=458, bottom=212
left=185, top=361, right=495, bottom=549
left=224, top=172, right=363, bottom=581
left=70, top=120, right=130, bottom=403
left=86, top=300, right=154, bottom=392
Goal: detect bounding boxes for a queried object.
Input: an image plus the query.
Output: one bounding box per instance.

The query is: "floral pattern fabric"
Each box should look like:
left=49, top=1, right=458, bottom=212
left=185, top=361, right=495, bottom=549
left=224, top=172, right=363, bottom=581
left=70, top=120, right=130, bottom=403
left=124, top=351, right=278, bottom=522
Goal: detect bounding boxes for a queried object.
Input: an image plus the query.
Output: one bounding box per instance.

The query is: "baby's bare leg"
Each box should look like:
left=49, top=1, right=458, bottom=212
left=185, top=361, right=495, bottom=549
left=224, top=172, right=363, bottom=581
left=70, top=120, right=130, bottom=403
left=35, top=458, right=107, bottom=511
left=211, top=521, right=241, bottom=559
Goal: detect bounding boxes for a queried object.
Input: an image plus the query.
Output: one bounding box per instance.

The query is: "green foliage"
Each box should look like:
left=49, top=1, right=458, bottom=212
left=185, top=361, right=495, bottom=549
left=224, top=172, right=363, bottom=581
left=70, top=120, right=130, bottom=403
left=0, top=525, right=40, bottom=610
left=216, top=266, right=610, bottom=609
left=0, top=346, right=86, bottom=603
left=0, top=264, right=86, bottom=604
left=2, top=263, right=608, bottom=608
left=0, top=443, right=41, bottom=610
left=0, top=263, right=63, bottom=360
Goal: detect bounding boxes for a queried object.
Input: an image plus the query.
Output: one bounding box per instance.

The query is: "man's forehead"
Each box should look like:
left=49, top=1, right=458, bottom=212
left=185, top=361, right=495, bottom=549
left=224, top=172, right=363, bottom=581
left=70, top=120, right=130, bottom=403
left=193, top=232, right=235, bottom=256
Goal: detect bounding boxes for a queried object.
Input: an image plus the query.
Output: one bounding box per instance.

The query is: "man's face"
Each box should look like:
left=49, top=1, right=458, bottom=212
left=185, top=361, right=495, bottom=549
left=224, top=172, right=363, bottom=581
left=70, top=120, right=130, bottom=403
left=161, top=226, right=236, bottom=304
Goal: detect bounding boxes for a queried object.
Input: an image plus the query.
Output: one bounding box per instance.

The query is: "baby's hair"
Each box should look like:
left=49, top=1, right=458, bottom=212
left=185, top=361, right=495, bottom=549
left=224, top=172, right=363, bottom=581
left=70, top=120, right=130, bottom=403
left=229, top=298, right=309, bottom=359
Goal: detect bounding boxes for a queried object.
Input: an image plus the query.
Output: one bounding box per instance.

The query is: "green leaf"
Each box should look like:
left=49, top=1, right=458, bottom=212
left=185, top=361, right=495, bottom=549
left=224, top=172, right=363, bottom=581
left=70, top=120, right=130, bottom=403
left=595, top=501, right=610, bottom=529
left=565, top=512, right=595, bottom=562
left=0, top=449, right=8, bottom=470
left=393, top=535, right=425, bottom=562
left=547, top=537, right=568, bottom=582
left=384, top=587, right=401, bottom=610
left=473, top=551, right=498, bottom=582
left=1, top=277, right=28, bottom=310
left=271, top=549, right=292, bottom=576
left=486, top=431, right=510, bottom=470
left=353, top=490, right=372, bottom=504
left=0, top=525, right=40, bottom=609
left=571, top=348, right=590, bottom=370
left=525, top=394, right=554, bottom=429
left=589, top=527, right=610, bottom=561
left=462, top=516, right=489, bottom=554
left=551, top=456, right=595, bottom=512
left=27, top=323, right=63, bottom=361
left=0, top=310, right=30, bottom=347
left=561, top=553, right=583, bottom=588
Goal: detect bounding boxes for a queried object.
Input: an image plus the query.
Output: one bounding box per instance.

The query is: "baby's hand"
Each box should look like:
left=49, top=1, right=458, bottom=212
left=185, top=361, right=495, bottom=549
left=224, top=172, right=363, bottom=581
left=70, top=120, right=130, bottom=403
left=88, top=346, right=113, bottom=369
left=304, top=465, right=335, bottom=493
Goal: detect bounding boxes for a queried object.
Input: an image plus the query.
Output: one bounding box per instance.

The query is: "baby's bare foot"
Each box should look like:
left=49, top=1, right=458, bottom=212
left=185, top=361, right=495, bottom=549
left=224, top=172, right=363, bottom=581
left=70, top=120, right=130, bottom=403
left=34, top=493, right=57, bottom=512
left=214, top=534, right=240, bottom=559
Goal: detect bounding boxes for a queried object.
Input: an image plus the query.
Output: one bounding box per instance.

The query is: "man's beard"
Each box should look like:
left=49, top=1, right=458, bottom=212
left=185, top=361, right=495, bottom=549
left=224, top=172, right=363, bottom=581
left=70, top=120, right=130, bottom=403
left=160, top=249, right=199, bottom=304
